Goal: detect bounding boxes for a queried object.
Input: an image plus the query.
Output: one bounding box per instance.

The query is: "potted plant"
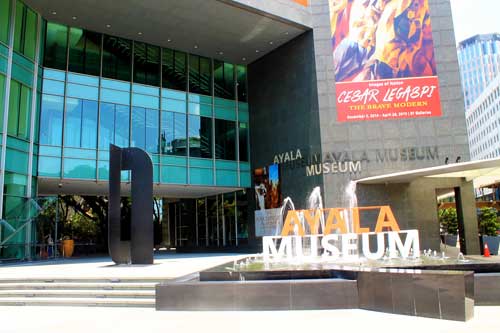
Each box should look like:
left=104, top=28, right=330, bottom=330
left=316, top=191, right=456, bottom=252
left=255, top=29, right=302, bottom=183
left=438, top=208, right=458, bottom=246
left=61, top=216, right=75, bottom=258
left=478, top=207, right=500, bottom=255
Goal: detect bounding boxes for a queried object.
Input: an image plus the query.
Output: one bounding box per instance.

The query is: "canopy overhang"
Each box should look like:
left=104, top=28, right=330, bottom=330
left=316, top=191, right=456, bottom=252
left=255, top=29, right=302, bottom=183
left=356, top=157, right=500, bottom=188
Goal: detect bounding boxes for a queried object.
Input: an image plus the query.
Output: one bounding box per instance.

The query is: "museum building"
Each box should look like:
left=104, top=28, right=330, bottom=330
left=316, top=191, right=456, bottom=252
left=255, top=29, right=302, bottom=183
left=0, top=0, right=479, bottom=261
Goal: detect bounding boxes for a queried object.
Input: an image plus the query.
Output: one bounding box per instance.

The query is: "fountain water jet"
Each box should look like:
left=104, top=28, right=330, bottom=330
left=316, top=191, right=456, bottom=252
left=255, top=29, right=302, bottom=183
left=307, top=186, right=325, bottom=234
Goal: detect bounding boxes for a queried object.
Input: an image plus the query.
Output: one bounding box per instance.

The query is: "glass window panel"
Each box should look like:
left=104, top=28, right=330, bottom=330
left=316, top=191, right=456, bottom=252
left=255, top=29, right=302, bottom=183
left=63, top=158, right=96, bottom=179
left=145, top=108, right=159, bottom=153
left=161, top=111, right=186, bottom=156
left=44, top=22, right=68, bottom=70
left=214, top=60, right=235, bottom=99
left=68, top=27, right=84, bottom=73
left=237, top=65, right=247, bottom=102
left=131, top=106, right=145, bottom=149
left=115, top=104, right=129, bottom=147
left=64, top=98, right=82, bottom=147
left=134, top=42, right=160, bottom=86
left=0, top=74, right=5, bottom=131
left=42, top=78, right=64, bottom=96
left=13, top=1, right=23, bottom=54
left=7, top=80, right=20, bottom=136
left=0, top=0, right=10, bottom=44
left=238, top=122, right=248, bottom=162
left=69, top=29, right=101, bottom=76
left=81, top=100, right=97, bottom=148
left=162, top=98, right=185, bottom=113
left=17, top=84, right=31, bottom=139
left=99, top=102, right=114, bottom=149
left=102, top=35, right=131, bottom=81
left=101, top=88, right=129, bottom=105
left=39, top=94, right=63, bottom=145
left=162, top=48, right=186, bottom=91
left=188, top=115, right=212, bottom=158
left=215, top=119, right=236, bottom=160
left=189, top=55, right=212, bottom=96
left=23, top=7, right=37, bottom=60
left=84, top=31, right=101, bottom=76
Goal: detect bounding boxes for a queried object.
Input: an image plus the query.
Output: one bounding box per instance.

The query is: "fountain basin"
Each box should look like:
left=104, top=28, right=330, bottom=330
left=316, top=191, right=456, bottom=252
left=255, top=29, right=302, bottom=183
left=156, top=256, right=478, bottom=321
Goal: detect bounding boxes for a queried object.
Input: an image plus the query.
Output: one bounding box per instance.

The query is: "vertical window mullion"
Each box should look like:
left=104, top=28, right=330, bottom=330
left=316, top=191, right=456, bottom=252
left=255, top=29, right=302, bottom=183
left=79, top=100, right=83, bottom=148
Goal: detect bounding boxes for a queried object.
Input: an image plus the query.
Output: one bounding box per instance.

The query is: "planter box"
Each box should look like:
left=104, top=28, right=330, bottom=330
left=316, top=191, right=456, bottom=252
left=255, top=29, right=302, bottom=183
left=482, top=235, right=500, bottom=255
left=443, top=234, right=458, bottom=247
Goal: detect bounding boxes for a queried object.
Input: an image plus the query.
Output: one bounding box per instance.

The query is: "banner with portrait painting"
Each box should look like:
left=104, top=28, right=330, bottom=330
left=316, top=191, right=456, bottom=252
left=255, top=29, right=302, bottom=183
left=254, top=164, right=283, bottom=237
left=328, top=0, right=442, bottom=122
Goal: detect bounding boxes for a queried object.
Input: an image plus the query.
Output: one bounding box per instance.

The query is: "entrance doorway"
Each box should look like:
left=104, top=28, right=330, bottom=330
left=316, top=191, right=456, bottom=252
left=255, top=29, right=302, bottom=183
left=168, top=190, right=248, bottom=250
left=436, top=187, right=466, bottom=255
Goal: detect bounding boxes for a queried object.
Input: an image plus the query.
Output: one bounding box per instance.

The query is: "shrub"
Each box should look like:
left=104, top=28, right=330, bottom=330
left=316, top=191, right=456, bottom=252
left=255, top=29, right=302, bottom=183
left=478, top=207, right=500, bottom=237
left=438, top=208, right=458, bottom=235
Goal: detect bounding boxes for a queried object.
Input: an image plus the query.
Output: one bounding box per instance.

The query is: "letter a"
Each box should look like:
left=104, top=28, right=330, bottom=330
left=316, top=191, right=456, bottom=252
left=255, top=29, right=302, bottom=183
left=374, top=206, right=401, bottom=232
left=324, top=208, right=347, bottom=234
left=303, top=209, right=323, bottom=234
left=281, top=211, right=305, bottom=236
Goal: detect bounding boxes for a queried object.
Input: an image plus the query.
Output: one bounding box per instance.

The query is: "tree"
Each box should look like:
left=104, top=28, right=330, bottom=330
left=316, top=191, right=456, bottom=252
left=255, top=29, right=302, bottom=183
left=478, top=207, right=500, bottom=236
left=438, top=208, right=458, bottom=235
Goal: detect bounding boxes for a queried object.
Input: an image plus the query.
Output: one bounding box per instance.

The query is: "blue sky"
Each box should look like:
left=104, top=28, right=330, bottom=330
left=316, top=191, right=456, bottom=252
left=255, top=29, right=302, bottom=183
left=450, top=0, right=500, bottom=43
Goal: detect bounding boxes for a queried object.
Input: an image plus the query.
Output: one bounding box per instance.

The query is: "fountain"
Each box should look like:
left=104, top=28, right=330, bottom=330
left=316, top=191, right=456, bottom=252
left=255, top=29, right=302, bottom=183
left=157, top=184, right=500, bottom=322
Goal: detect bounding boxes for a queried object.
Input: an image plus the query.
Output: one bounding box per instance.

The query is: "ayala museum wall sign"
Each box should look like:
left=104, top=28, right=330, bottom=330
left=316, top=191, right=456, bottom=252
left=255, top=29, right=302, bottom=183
left=272, top=146, right=439, bottom=176
left=263, top=205, right=420, bottom=261
left=328, top=0, right=442, bottom=122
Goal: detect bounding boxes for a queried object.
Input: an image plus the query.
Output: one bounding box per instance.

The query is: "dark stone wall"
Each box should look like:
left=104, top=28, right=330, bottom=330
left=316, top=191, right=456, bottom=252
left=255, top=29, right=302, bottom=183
left=248, top=30, right=323, bottom=243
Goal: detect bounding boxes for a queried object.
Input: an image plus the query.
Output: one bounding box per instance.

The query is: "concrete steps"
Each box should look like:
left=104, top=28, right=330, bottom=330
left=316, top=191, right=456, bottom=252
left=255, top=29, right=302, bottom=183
left=0, top=278, right=162, bottom=307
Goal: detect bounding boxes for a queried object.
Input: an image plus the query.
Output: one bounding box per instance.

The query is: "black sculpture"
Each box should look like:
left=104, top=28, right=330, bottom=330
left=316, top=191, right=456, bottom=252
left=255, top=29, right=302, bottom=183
left=108, top=144, right=154, bottom=264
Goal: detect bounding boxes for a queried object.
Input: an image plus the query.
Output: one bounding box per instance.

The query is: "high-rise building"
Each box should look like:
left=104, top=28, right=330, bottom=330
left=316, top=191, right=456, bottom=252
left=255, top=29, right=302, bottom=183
left=0, top=0, right=479, bottom=261
left=457, top=33, right=500, bottom=108
left=466, top=74, right=500, bottom=160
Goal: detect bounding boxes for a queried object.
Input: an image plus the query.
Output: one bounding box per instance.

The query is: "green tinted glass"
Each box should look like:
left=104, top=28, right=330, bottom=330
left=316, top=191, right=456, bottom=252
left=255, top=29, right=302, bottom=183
left=214, top=60, right=234, bottom=100
left=102, top=35, right=132, bottom=81
left=13, top=1, right=23, bottom=53
left=8, top=80, right=20, bottom=136
left=189, top=55, right=212, bottom=96
left=0, top=73, right=4, bottom=131
left=133, top=42, right=160, bottom=86
left=0, top=0, right=10, bottom=44
left=13, top=2, right=37, bottom=60
left=23, top=8, right=37, bottom=60
left=69, top=28, right=101, bottom=76
left=215, top=118, right=236, bottom=160
left=236, top=65, right=247, bottom=102
left=18, top=84, right=31, bottom=138
left=162, top=48, right=186, bottom=91
left=44, top=22, right=68, bottom=70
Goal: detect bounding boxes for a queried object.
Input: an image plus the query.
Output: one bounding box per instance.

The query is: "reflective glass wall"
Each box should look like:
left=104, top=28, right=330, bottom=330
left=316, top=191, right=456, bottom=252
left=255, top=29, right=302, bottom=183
left=0, top=0, right=41, bottom=260
left=0, top=0, right=253, bottom=260
left=38, top=20, right=251, bottom=187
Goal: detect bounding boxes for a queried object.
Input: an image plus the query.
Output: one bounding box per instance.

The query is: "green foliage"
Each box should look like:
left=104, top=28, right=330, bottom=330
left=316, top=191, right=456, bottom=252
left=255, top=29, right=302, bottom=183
left=438, top=208, right=458, bottom=235
left=478, top=207, right=500, bottom=236
left=69, top=213, right=99, bottom=242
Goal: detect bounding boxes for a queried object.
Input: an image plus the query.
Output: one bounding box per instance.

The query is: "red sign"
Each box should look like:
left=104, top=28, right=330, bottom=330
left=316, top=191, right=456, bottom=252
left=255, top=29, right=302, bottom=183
left=336, top=76, right=442, bottom=122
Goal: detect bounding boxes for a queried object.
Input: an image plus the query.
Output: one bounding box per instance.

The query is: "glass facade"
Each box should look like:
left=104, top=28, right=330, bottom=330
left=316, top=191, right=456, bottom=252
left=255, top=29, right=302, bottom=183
left=36, top=17, right=249, bottom=187
left=0, top=0, right=251, bottom=259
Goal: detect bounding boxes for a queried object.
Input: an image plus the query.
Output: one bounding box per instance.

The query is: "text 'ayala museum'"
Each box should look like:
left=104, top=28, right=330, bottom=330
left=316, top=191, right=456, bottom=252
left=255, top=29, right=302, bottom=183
left=0, top=0, right=482, bottom=263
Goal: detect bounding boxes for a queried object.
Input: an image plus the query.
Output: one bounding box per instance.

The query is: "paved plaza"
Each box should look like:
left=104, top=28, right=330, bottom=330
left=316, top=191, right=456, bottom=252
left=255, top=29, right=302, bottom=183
left=0, top=253, right=498, bottom=333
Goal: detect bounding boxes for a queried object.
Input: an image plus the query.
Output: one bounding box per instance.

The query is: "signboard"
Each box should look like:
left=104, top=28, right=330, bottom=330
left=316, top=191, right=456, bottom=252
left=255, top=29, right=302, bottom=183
left=329, top=0, right=442, bottom=122
left=291, top=0, right=308, bottom=6
left=262, top=206, right=420, bottom=261
left=254, top=164, right=283, bottom=237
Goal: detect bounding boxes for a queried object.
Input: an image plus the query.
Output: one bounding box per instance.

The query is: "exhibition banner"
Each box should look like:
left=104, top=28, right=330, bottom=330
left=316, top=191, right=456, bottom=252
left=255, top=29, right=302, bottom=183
left=329, top=0, right=442, bottom=122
